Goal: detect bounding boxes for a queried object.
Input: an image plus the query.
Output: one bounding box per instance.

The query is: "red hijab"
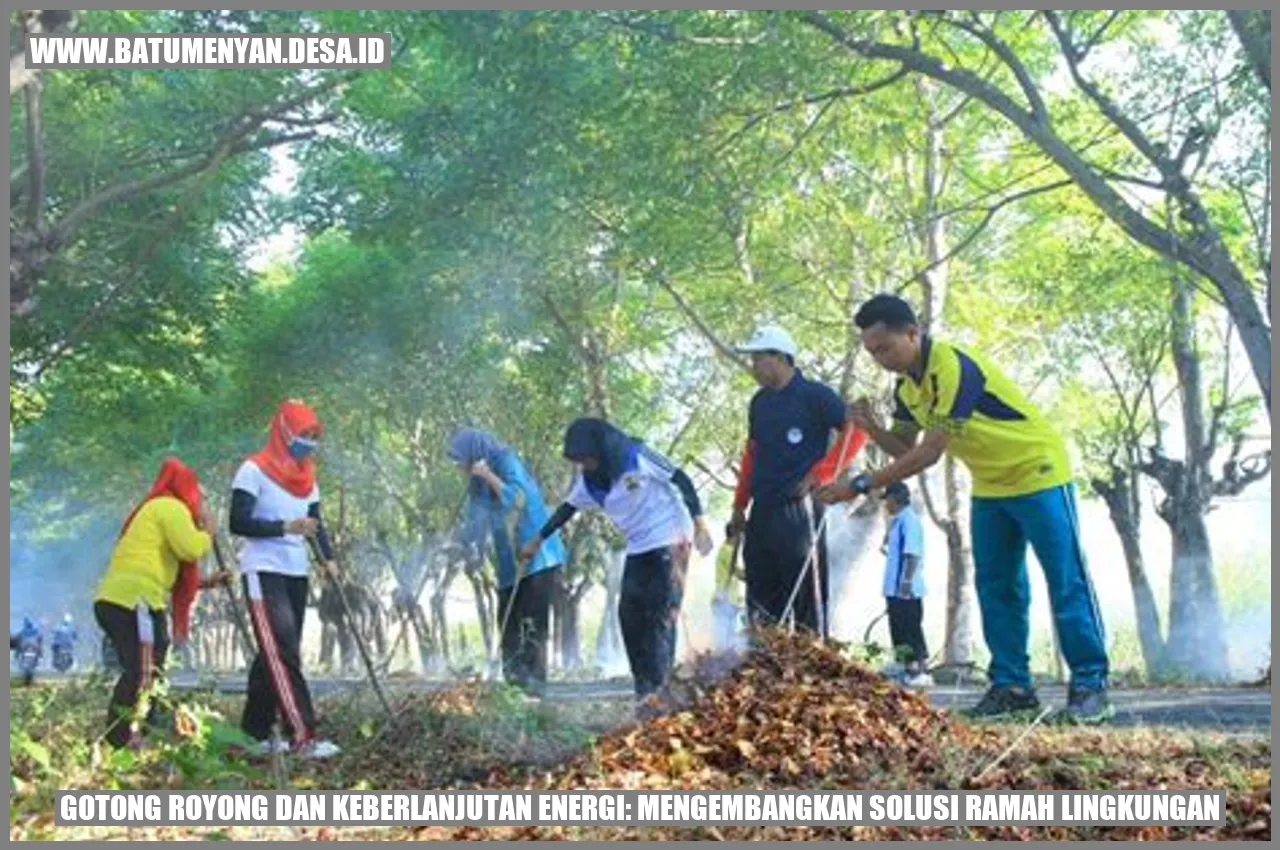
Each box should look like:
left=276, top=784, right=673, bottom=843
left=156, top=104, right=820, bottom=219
left=248, top=400, right=323, bottom=498
left=121, top=457, right=204, bottom=642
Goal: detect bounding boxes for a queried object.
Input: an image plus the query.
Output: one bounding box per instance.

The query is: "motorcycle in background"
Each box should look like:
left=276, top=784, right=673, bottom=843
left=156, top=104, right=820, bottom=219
left=17, top=637, right=42, bottom=686
left=52, top=644, right=74, bottom=673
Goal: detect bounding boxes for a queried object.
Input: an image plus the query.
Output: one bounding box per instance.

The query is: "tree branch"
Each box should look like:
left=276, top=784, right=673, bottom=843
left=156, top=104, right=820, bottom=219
left=22, top=126, right=320, bottom=367
left=651, top=269, right=751, bottom=374
left=798, top=10, right=1270, bottom=411
left=894, top=179, right=1072, bottom=289
left=49, top=123, right=318, bottom=249
left=688, top=457, right=737, bottom=492
left=943, top=12, right=1048, bottom=120
left=1044, top=11, right=1169, bottom=171
left=1136, top=446, right=1182, bottom=504
left=712, top=65, right=910, bottom=156
left=1213, top=443, right=1271, bottom=497
left=1076, top=11, right=1122, bottom=64
left=540, top=291, right=594, bottom=361
left=1093, top=165, right=1166, bottom=190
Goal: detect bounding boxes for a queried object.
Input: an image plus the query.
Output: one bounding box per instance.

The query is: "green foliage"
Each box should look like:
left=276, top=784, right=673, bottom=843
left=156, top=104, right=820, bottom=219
left=9, top=11, right=1270, bottom=679
left=8, top=679, right=263, bottom=837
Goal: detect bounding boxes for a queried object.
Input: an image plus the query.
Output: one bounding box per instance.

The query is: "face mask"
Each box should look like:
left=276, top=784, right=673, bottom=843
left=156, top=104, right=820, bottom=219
left=289, top=437, right=317, bottom=461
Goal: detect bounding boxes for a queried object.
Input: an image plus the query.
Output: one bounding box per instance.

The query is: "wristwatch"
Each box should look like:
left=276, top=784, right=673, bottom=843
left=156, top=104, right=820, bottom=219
left=848, top=472, right=873, bottom=497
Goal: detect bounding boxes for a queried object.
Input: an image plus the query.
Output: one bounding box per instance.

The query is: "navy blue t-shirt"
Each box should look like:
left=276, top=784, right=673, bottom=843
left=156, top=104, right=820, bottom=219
left=747, top=370, right=846, bottom=506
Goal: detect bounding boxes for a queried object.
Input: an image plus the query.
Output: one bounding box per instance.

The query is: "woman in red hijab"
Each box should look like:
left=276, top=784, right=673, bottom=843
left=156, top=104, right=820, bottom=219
left=229, top=399, right=341, bottom=760
left=94, top=457, right=228, bottom=748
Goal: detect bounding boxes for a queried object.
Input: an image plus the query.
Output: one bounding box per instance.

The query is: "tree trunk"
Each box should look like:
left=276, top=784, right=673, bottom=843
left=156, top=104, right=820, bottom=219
left=940, top=458, right=977, bottom=666
left=556, top=572, right=588, bottom=672
left=408, top=606, right=435, bottom=673
left=908, top=83, right=979, bottom=668
left=564, top=580, right=589, bottom=671
left=1094, top=466, right=1167, bottom=676
left=10, top=11, right=76, bottom=97
left=1163, top=503, right=1229, bottom=679
left=1227, top=10, right=1271, bottom=91
left=466, top=568, right=494, bottom=659
left=370, top=600, right=388, bottom=658
left=1154, top=269, right=1230, bottom=680
left=431, top=582, right=452, bottom=666
left=320, top=623, right=336, bottom=671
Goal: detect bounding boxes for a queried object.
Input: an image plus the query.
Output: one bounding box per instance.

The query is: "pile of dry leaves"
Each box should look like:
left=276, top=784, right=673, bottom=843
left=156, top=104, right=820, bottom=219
left=501, top=631, right=953, bottom=792
left=431, top=630, right=1271, bottom=841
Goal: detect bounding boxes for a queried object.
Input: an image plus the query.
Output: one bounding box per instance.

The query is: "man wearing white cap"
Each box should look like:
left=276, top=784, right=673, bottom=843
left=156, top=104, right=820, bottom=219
left=726, top=325, right=867, bottom=636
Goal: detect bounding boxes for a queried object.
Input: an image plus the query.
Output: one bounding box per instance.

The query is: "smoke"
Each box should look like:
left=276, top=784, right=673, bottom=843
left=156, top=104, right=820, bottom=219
left=823, top=501, right=887, bottom=644
left=707, top=592, right=747, bottom=654
left=9, top=494, right=122, bottom=658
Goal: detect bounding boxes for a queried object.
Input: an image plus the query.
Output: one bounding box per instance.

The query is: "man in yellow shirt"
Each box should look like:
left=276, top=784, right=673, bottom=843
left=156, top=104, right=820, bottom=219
left=817, top=294, right=1110, bottom=724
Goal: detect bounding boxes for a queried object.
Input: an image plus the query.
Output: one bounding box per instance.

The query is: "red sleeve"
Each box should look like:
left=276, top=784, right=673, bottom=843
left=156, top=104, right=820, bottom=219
left=170, top=561, right=200, bottom=642
left=732, top=440, right=757, bottom=511
left=810, top=423, right=868, bottom=486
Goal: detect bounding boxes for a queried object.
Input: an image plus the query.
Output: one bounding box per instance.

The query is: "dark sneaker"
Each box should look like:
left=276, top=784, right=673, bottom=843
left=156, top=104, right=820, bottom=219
left=963, top=685, right=1042, bottom=720
left=634, top=699, right=664, bottom=723
left=1058, top=687, right=1113, bottom=725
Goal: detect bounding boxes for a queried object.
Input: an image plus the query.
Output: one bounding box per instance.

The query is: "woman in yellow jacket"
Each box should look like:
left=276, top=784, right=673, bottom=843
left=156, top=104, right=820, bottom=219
left=94, top=457, right=226, bottom=748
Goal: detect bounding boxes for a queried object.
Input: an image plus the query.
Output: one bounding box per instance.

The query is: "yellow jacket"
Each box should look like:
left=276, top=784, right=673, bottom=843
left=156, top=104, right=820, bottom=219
left=96, top=496, right=212, bottom=611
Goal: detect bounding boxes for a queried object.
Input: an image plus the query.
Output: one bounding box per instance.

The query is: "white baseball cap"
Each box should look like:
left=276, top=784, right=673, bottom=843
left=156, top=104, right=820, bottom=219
left=737, top=325, right=798, bottom=358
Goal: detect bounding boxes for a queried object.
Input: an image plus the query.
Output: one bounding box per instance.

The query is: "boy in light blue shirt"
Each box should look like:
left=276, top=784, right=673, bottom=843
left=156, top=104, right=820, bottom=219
left=882, top=482, right=930, bottom=687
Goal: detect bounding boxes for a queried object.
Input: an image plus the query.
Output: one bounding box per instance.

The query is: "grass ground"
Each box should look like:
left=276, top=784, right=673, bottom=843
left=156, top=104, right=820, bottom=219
left=9, top=635, right=1271, bottom=841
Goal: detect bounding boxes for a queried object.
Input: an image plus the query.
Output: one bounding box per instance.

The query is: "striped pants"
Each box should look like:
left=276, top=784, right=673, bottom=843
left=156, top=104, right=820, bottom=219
left=241, top=571, right=316, bottom=744
left=971, top=483, right=1109, bottom=691
left=94, top=600, right=168, bottom=748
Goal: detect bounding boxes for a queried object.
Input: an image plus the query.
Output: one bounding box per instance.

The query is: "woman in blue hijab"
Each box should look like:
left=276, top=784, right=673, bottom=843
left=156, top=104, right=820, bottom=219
left=521, top=418, right=712, bottom=710
left=447, top=428, right=567, bottom=695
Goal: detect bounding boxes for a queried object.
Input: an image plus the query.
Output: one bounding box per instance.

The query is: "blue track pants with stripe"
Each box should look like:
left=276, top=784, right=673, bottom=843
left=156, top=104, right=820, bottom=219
left=970, top=483, right=1109, bottom=691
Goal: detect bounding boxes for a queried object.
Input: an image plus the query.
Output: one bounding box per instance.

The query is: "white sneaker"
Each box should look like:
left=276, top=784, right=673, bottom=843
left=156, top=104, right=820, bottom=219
left=253, top=738, right=290, bottom=756
left=299, top=739, right=341, bottom=760
left=903, top=672, right=934, bottom=689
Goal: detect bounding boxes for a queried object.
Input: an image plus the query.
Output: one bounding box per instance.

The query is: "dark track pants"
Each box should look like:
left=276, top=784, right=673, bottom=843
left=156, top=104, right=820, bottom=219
left=497, top=566, right=559, bottom=692
left=743, top=498, right=829, bottom=637
left=886, top=597, right=928, bottom=668
left=241, top=571, right=317, bottom=743
left=618, top=543, right=689, bottom=697
left=94, top=600, right=169, bottom=748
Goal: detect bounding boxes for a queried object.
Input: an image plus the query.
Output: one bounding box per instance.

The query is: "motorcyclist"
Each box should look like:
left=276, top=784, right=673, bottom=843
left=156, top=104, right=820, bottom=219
left=14, top=617, right=43, bottom=686
left=52, top=614, right=77, bottom=671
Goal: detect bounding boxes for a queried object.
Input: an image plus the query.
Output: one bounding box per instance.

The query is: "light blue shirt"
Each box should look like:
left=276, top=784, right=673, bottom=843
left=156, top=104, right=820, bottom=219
left=883, top=505, right=926, bottom=599
left=464, top=449, right=568, bottom=590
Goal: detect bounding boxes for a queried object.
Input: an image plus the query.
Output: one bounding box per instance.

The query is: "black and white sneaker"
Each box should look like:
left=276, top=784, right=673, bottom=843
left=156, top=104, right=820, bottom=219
left=1058, top=687, right=1114, bottom=725
left=963, top=685, right=1042, bottom=720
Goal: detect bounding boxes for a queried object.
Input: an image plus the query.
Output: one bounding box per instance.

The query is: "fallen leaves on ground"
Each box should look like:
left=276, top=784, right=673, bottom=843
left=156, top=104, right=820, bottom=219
left=462, top=631, right=1271, bottom=841
left=10, top=631, right=1272, bottom=841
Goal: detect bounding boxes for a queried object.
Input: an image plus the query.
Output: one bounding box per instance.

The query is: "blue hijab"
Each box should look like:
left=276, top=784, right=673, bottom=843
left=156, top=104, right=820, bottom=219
left=447, top=428, right=509, bottom=502
left=563, top=418, right=638, bottom=505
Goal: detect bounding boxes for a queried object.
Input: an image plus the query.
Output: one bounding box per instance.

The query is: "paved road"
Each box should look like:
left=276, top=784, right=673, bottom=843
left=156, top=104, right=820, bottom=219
left=928, top=684, right=1271, bottom=732
left=158, top=673, right=1271, bottom=734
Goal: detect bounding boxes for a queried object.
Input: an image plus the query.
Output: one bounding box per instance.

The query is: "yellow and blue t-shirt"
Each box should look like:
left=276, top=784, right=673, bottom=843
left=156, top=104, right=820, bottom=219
left=892, top=337, right=1072, bottom=499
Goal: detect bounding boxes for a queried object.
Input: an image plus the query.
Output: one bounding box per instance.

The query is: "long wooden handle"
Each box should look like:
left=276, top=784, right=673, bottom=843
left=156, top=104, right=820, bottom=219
left=210, top=536, right=257, bottom=664
left=307, top=538, right=394, bottom=718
